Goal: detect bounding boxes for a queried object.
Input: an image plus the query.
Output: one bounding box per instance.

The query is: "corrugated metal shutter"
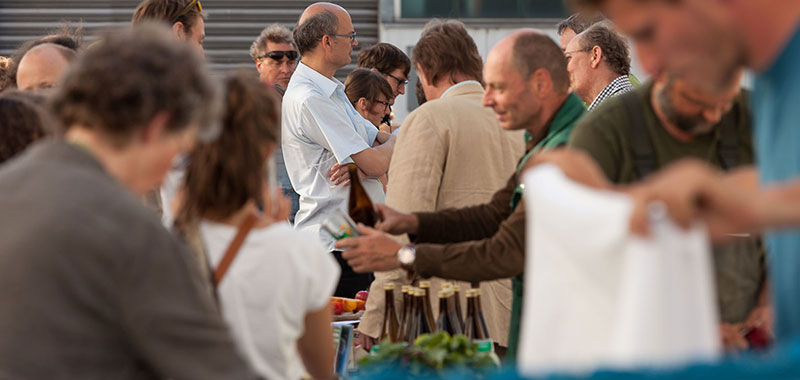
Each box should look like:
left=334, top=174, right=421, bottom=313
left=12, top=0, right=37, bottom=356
left=0, top=0, right=378, bottom=80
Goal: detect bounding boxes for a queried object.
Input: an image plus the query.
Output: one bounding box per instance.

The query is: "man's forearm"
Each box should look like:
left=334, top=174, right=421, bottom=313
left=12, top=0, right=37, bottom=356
left=412, top=205, right=526, bottom=282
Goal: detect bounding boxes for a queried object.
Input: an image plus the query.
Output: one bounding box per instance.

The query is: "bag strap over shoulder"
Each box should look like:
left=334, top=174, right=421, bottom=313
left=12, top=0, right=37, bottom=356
left=213, top=211, right=259, bottom=288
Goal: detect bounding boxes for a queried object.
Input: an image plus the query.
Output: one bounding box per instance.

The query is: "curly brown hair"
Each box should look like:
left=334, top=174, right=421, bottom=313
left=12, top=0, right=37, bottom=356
left=49, top=23, right=218, bottom=148
left=0, top=90, right=48, bottom=163
left=176, top=72, right=280, bottom=227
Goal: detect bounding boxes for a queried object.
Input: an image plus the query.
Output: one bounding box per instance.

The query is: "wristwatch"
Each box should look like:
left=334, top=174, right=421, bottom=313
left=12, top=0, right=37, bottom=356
left=397, top=245, right=416, bottom=270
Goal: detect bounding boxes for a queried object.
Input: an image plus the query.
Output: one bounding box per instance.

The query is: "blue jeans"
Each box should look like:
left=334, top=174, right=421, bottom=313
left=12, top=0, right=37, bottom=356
left=282, top=187, right=300, bottom=225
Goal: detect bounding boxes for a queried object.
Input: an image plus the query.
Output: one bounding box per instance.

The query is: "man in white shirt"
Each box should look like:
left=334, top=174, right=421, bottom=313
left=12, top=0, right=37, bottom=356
left=282, top=2, right=395, bottom=297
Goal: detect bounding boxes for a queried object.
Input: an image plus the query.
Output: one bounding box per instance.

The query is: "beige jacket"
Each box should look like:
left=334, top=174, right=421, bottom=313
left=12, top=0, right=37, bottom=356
left=358, top=82, right=525, bottom=346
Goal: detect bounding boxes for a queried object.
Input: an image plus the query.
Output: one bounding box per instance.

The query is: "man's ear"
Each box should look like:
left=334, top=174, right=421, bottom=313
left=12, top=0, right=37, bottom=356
left=415, top=64, right=429, bottom=87
left=171, top=22, right=186, bottom=39
left=591, top=46, right=603, bottom=69
left=141, top=112, right=170, bottom=144
left=532, top=68, right=553, bottom=97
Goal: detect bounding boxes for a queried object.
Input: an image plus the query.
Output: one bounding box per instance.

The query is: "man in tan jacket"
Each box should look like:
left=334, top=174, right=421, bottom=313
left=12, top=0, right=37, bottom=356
left=356, top=20, right=525, bottom=352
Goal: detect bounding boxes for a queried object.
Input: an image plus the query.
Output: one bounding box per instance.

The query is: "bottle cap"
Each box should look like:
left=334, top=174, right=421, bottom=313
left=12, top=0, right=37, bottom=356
left=441, top=282, right=453, bottom=289
left=419, top=280, right=431, bottom=288
left=437, top=290, right=448, bottom=298
left=453, top=285, right=461, bottom=292
left=384, top=284, right=395, bottom=290
left=401, top=285, right=409, bottom=292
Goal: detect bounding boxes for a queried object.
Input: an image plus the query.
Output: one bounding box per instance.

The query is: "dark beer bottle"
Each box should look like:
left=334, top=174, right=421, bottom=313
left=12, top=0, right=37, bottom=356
left=415, top=288, right=433, bottom=337
left=446, top=290, right=463, bottom=336
left=379, top=284, right=400, bottom=342
left=464, top=290, right=478, bottom=340
left=452, top=284, right=465, bottom=332
left=419, top=280, right=436, bottom=333
left=474, top=288, right=491, bottom=341
left=347, top=163, right=378, bottom=227
left=405, top=288, right=419, bottom=343
left=398, top=285, right=410, bottom=339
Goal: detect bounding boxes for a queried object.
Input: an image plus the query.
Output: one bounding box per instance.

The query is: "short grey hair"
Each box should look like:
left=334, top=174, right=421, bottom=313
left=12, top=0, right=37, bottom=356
left=511, top=32, right=570, bottom=94
left=557, top=12, right=604, bottom=35
left=293, top=10, right=338, bottom=55
left=577, top=22, right=631, bottom=76
left=249, top=24, right=295, bottom=61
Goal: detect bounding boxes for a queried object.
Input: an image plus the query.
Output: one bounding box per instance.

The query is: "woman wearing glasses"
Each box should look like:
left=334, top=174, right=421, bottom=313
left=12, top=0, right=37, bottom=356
left=344, top=68, right=394, bottom=134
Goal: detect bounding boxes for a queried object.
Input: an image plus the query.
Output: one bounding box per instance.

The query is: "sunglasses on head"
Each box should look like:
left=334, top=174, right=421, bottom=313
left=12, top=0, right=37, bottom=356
left=259, top=50, right=299, bottom=62
left=172, top=0, right=202, bottom=24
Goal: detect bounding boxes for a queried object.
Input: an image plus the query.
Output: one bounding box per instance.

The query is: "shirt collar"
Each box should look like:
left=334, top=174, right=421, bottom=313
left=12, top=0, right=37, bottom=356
left=296, top=61, right=343, bottom=97
left=588, top=75, right=633, bottom=110
left=440, top=80, right=482, bottom=99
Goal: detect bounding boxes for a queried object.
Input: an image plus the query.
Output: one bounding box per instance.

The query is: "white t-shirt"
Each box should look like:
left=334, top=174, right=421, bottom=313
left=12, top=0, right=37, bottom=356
left=200, top=221, right=340, bottom=380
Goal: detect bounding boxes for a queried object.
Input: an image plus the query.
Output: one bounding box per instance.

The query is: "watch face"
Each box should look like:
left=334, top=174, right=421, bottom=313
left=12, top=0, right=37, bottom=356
left=399, top=248, right=414, bottom=264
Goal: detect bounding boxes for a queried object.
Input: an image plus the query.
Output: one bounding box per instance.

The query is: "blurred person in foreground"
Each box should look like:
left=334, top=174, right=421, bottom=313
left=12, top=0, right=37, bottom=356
left=0, top=91, right=48, bottom=162
left=568, top=69, right=770, bottom=350
left=132, top=0, right=205, bottom=50
left=538, top=0, right=800, bottom=346
left=250, top=24, right=302, bottom=223
left=565, top=22, right=634, bottom=110
left=175, top=73, right=338, bottom=380
left=282, top=2, right=395, bottom=297
left=0, top=24, right=259, bottom=380
left=354, top=19, right=526, bottom=354
left=336, top=29, right=585, bottom=359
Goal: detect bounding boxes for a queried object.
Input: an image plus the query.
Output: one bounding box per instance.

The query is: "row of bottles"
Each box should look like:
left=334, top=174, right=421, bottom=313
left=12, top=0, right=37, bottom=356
left=379, top=281, right=491, bottom=344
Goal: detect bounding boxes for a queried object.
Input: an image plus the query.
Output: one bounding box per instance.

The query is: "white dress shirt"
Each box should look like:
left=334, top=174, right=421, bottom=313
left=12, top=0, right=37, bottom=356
left=281, top=62, right=385, bottom=250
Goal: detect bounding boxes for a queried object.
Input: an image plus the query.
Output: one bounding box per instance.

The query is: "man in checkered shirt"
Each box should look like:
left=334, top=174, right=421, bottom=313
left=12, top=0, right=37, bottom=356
left=565, top=21, right=634, bottom=110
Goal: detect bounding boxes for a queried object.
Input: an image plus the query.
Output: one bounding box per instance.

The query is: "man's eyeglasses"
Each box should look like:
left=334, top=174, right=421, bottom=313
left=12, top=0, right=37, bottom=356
left=172, top=0, right=202, bottom=24
left=329, top=31, right=357, bottom=43
left=258, top=50, right=299, bottom=62
left=385, top=72, right=408, bottom=86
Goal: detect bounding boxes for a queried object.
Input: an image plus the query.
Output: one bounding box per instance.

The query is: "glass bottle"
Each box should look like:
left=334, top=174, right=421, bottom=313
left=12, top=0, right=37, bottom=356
left=379, top=284, right=400, bottom=342
left=419, top=280, right=436, bottom=333
left=347, top=163, right=378, bottom=227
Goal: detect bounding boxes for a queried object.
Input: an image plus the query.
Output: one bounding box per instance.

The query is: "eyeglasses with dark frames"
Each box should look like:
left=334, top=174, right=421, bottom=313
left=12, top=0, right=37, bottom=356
left=258, top=50, right=299, bottom=62
left=172, top=0, right=202, bottom=24
left=373, top=99, right=391, bottom=110
left=385, top=72, right=409, bottom=86
left=329, top=31, right=357, bottom=43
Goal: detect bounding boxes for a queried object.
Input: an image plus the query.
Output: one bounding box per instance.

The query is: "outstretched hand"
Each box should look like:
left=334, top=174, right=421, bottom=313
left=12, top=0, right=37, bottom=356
left=335, top=224, right=404, bottom=273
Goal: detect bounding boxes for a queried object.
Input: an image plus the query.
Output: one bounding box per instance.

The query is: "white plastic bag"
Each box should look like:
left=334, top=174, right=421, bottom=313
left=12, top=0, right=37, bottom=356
left=518, top=164, right=720, bottom=376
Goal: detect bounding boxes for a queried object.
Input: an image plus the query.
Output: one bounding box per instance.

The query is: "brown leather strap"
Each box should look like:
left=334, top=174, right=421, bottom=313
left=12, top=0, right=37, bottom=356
left=213, top=211, right=259, bottom=287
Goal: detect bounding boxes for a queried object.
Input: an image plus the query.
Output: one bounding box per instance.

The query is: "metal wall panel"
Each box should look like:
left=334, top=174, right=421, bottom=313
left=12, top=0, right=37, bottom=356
left=0, top=0, right=378, bottom=79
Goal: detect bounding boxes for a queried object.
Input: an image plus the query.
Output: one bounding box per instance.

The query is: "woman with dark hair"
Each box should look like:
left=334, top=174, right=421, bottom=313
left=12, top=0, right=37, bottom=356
left=345, top=68, right=394, bottom=133
left=0, top=90, right=48, bottom=163
left=175, top=72, right=338, bottom=380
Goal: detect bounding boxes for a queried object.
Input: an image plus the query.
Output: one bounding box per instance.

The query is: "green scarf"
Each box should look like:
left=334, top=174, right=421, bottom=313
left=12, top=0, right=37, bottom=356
left=506, top=93, right=585, bottom=361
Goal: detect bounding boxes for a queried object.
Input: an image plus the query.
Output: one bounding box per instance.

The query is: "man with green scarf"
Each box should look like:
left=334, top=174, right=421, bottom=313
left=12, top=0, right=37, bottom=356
left=335, top=30, right=585, bottom=360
